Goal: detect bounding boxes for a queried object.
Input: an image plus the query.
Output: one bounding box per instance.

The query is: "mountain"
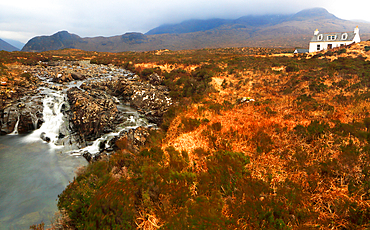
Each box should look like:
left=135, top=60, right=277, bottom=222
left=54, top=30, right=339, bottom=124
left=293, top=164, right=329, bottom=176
left=147, top=8, right=338, bottom=35
left=0, top=39, right=20, bottom=51
left=22, top=31, right=84, bottom=52
left=22, top=8, right=370, bottom=52
left=2, top=39, right=24, bottom=50
left=289, top=7, right=338, bottom=21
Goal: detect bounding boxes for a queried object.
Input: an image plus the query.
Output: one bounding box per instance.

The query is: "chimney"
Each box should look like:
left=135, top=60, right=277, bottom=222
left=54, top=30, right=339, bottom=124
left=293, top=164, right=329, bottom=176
left=354, top=26, right=359, bottom=34
left=314, top=29, right=319, bottom=36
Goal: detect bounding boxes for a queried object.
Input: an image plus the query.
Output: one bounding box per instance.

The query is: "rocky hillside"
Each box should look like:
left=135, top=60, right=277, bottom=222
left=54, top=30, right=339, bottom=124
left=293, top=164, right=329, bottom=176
left=22, top=8, right=370, bottom=52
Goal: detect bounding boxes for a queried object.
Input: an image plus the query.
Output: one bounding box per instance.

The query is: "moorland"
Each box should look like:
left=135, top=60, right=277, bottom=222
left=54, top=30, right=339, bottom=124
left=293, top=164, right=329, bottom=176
left=2, top=42, right=370, bottom=229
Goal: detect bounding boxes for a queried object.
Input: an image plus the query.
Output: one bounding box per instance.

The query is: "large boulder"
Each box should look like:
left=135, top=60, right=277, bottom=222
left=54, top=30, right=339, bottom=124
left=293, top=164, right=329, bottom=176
left=129, top=83, right=172, bottom=124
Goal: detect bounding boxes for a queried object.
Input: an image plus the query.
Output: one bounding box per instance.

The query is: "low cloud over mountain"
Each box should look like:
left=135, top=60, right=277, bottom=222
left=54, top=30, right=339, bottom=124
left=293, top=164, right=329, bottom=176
left=22, top=8, right=370, bottom=52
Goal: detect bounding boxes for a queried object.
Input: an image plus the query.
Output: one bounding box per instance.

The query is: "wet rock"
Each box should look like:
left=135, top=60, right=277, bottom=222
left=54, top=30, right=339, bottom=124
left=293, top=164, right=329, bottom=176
left=82, top=151, right=92, bottom=162
left=70, top=72, right=85, bottom=81
left=91, top=77, right=173, bottom=124
left=40, top=132, right=50, bottom=142
left=0, top=95, right=43, bottom=134
left=1, top=61, right=173, bottom=165
left=0, top=106, right=18, bottom=134
left=18, top=113, right=35, bottom=133
left=51, top=73, right=74, bottom=84
left=82, top=150, right=105, bottom=163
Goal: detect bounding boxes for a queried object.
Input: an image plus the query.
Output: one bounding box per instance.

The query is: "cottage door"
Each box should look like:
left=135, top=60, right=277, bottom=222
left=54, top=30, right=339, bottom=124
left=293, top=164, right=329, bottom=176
left=328, top=44, right=333, bottom=49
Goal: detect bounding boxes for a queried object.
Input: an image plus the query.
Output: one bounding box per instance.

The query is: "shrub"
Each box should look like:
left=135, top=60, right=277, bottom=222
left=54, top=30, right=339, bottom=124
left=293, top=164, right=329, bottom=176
left=136, top=67, right=162, bottom=81
left=255, top=130, right=274, bottom=153
left=286, top=63, right=299, bottom=72
left=180, top=116, right=201, bottom=132
left=295, top=94, right=319, bottom=111
left=336, top=48, right=347, bottom=55
left=294, top=120, right=330, bottom=143
left=309, top=81, right=328, bottom=93
left=210, top=122, right=222, bottom=132
left=325, top=50, right=334, bottom=56
left=265, top=106, right=277, bottom=116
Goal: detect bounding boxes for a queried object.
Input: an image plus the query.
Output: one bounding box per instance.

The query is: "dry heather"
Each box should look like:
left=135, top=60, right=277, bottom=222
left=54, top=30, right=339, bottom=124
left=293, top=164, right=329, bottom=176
left=160, top=42, right=370, bottom=228
left=4, top=44, right=368, bottom=229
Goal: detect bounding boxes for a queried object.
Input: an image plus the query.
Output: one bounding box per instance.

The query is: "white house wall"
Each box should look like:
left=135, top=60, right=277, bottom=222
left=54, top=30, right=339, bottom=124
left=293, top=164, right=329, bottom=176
left=309, top=41, right=353, bottom=53
left=353, top=33, right=361, bottom=43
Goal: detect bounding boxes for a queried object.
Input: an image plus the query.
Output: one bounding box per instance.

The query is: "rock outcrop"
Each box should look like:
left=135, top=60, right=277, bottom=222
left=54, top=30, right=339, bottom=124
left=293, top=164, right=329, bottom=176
left=67, top=87, right=120, bottom=141
left=115, top=126, right=151, bottom=153
left=1, top=61, right=173, bottom=162
left=83, top=126, right=152, bottom=162
left=1, top=95, right=43, bottom=135
left=108, top=77, right=171, bottom=124
left=79, top=74, right=172, bottom=124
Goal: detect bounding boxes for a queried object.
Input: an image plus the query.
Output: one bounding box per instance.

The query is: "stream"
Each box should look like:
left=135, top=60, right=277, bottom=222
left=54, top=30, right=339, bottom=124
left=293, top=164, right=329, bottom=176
left=0, top=135, right=87, bottom=229
left=0, top=61, right=154, bottom=229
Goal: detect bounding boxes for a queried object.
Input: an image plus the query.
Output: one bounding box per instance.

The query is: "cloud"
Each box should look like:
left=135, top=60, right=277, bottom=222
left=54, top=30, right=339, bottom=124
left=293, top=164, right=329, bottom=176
left=0, top=0, right=368, bottom=43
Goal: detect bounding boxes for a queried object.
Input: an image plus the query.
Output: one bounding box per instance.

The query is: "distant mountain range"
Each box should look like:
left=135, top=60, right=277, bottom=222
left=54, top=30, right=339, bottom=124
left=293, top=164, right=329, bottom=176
left=22, top=8, right=370, bottom=52
left=0, top=39, right=20, bottom=51
left=3, top=39, right=24, bottom=50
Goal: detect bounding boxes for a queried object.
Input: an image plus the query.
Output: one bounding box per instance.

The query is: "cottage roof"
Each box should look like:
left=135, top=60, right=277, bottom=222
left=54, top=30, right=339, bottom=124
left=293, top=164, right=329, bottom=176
left=294, top=49, right=309, bottom=53
left=310, top=32, right=355, bottom=42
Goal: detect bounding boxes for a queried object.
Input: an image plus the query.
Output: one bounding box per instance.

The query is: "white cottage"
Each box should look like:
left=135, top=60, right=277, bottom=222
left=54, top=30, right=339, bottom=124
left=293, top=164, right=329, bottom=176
left=309, top=26, right=361, bottom=53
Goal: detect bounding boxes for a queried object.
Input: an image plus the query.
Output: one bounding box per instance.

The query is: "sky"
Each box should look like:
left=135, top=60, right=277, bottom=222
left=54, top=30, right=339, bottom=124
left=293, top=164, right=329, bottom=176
left=1, top=0, right=370, bottom=44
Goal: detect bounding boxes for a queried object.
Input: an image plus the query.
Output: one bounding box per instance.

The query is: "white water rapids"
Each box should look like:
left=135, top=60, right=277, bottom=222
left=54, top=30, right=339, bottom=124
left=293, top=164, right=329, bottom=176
left=20, top=89, right=152, bottom=157
left=24, top=92, right=66, bottom=145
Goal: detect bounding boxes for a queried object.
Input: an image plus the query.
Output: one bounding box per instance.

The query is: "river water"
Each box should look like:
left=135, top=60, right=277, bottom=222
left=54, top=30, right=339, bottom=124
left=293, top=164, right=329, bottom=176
left=0, top=62, right=152, bottom=229
left=0, top=134, right=87, bottom=229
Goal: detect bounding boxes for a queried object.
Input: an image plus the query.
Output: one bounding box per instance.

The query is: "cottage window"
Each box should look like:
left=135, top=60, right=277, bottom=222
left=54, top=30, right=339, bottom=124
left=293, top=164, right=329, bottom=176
left=327, top=35, right=336, bottom=41
left=342, top=33, right=348, bottom=40
left=317, top=34, right=323, bottom=40
left=317, top=44, right=321, bottom=51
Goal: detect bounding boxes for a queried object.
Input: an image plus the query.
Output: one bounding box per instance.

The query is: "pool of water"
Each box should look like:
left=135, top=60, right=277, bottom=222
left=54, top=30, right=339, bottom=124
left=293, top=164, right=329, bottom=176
left=0, top=134, right=87, bottom=229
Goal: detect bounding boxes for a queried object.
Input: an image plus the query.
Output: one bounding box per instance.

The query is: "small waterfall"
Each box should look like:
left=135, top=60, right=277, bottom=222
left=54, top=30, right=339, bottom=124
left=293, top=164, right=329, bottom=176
left=8, top=114, right=20, bottom=135
left=18, top=62, right=158, bottom=158
left=25, top=92, right=66, bottom=145
left=72, top=133, right=117, bottom=156
left=39, top=93, right=65, bottom=143
left=70, top=112, right=153, bottom=156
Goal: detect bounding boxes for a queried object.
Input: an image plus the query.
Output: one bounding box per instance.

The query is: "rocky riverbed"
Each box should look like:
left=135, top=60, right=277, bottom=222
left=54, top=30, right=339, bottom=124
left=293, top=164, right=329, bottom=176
left=0, top=60, right=172, bottom=159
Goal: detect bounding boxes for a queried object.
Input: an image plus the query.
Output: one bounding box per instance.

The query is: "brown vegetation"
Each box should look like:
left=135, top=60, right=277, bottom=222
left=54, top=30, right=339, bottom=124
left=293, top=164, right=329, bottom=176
left=2, top=43, right=370, bottom=229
